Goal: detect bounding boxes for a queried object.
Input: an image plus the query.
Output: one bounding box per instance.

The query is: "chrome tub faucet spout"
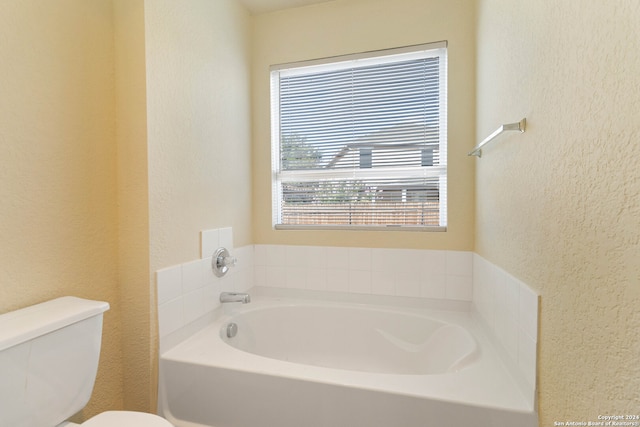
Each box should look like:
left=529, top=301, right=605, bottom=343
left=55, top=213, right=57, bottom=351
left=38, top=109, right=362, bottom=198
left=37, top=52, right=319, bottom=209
left=220, top=292, right=251, bottom=304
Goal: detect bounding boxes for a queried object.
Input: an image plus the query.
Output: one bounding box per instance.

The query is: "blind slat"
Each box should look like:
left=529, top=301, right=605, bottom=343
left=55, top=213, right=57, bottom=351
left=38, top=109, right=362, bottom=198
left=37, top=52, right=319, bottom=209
left=272, top=44, right=447, bottom=228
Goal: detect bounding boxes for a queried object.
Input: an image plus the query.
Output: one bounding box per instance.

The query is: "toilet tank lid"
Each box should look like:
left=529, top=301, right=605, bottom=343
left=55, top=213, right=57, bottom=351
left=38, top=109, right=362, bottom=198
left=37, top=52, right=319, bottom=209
left=0, top=297, right=109, bottom=352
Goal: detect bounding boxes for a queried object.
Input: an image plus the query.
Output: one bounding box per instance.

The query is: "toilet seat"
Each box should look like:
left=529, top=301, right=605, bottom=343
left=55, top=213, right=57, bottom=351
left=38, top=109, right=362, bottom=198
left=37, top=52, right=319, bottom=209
left=81, top=411, right=173, bottom=426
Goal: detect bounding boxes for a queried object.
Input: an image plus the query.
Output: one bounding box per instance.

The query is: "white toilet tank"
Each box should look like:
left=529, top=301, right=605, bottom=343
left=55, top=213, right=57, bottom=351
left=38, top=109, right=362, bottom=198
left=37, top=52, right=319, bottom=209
left=0, top=297, right=110, bottom=427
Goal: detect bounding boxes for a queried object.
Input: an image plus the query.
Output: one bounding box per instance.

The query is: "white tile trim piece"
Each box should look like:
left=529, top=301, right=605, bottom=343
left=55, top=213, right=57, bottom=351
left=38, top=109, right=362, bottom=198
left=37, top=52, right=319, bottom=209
left=471, top=253, right=539, bottom=403
left=219, top=227, right=234, bottom=251
left=201, top=229, right=220, bottom=259
left=156, top=265, right=182, bottom=305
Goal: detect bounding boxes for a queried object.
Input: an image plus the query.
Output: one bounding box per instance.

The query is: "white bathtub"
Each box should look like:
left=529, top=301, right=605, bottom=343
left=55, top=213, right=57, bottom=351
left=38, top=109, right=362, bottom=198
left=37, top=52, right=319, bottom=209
left=159, top=292, right=538, bottom=427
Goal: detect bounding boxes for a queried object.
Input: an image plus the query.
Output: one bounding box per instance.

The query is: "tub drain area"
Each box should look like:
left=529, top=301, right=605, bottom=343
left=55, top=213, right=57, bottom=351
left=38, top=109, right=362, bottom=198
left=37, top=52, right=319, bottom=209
left=226, top=323, right=238, bottom=338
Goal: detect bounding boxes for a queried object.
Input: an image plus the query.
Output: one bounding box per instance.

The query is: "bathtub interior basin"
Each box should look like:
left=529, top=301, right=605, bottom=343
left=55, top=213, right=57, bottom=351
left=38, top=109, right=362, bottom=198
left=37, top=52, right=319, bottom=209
left=159, top=292, right=538, bottom=427
left=222, top=304, right=478, bottom=375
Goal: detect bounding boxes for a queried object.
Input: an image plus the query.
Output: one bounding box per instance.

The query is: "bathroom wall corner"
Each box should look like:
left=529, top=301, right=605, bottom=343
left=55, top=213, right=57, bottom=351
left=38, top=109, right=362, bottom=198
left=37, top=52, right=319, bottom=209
left=114, top=0, right=153, bottom=414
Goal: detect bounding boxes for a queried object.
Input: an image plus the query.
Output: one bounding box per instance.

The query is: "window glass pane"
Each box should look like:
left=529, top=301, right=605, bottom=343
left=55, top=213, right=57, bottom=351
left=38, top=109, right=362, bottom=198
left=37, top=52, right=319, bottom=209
left=279, top=58, right=442, bottom=171
left=271, top=43, right=447, bottom=229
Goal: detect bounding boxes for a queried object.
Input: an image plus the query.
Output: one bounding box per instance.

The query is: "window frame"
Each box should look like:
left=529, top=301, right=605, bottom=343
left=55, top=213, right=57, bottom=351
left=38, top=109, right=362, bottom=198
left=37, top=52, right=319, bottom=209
left=270, top=41, right=448, bottom=232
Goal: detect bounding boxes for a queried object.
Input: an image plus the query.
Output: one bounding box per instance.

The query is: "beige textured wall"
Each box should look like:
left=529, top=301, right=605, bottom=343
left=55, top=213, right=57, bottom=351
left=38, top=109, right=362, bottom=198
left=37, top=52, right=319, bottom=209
left=143, top=0, right=252, bottom=410
left=114, top=0, right=153, bottom=413
left=476, top=0, right=640, bottom=423
left=0, top=0, right=123, bottom=421
left=145, top=0, right=253, bottom=272
left=0, top=0, right=253, bottom=418
left=251, top=0, right=476, bottom=250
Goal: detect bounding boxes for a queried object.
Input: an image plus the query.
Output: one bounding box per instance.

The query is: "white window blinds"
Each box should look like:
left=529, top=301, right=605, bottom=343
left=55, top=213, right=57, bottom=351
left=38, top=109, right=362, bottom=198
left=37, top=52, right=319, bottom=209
left=271, top=42, right=447, bottom=230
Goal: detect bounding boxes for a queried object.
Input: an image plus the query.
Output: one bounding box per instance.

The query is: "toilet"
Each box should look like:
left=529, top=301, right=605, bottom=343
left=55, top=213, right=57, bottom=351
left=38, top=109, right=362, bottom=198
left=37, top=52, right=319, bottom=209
left=0, top=296, right=173, bottom=427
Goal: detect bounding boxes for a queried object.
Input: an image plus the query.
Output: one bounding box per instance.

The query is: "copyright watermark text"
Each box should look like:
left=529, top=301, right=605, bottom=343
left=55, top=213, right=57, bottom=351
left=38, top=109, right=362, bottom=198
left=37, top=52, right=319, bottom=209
left=554, top=415, right=640, bottom=426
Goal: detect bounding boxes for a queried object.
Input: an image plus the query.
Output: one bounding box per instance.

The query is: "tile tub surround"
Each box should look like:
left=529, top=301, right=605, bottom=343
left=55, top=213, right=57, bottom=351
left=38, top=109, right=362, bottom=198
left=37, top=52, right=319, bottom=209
left=472, top=254, right=539, bottom=405
left=156, top=240, right=538, bottom=405
left=156, top=228, right=253, bottom=350
left=254, top=245, right=474, bottom=301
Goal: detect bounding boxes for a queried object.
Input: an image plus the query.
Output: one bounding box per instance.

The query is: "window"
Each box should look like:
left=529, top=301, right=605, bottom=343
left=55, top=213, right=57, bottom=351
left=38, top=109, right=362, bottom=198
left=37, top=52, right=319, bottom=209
left=271, top=41, right=447, bottom=231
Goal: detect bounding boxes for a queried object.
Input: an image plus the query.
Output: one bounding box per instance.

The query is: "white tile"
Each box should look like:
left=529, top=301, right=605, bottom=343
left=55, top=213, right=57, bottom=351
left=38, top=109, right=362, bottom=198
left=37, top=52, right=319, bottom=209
left=156, top=265, right=182, bottom=305
left=493, top=272, right=508, bottom=312
left=503, top=274, right=521, bottom=317
left=371, top=270, right=395, bottom=295
left=486, top=278, right=502, bottom=332
left=285, top=266, right=307, bottom=289
left=230, top=268, right=243, bottom=291
left=183, top=288, right=206, bottom=324
left=201, top=229, right=219, bottom=259
left=219, top=227, right=234, bottom=250
left=446, top=251, right=473, bottom=277
left=375, top=248, right=401, bottom=272
left=395, top=249, right=424, bottom=272
left=265, top=265, right=286, bottom=288
left=471, top=258, right=486, bottom=307
left=326, top=247, right=349, bottom=270
left=397, top=254, right=423, bottom=282
left=472, top=258, right=496, bottom=328
left=231, top=248, right=243, bottom=270
left=349, top=247, right=371, bottom=271
left=266, top=245, right=287, bottom=267
left=519, top=284, right=539, bottom=341
left=487, top=260, right=503, bottom=290
left=371, top=248, right=389, bottom=272
left=472, top=254, right=490, bottom=287
left=495, top=304, right=519, bottom=362
left=220, top=271, right=238, bottom=292
left=423, top=250, right=447, bottom=276
left=286, top=245, right=308, bottom=267
left=202, top=283, right=220, bottom=312
left=518, top=331, right=537, bottom=388
left=395, top=276, right=421, bottom=298
left=254, top=244, right=268, bottom=266
left=233, top=246, right=252, bottom=273
left=348, top=270, right=371, bottom=294
left=182, top=259, right=205, bottom=293
left=421, top=274, right=446, bottom=299
left=306, top=268, right=327, bottom=291
left=305, top=246, right=327, bottom=268
left=326, top=269, right=349, bottom=292
left=446, top=275, right=473, bottom=301
left=201, top=256, right=217, bottom=287
left=254, top=265, right=266, bottom=287
left=158, top=297, right=183, bottom=338
left=236, top=269, right=252, bottom=292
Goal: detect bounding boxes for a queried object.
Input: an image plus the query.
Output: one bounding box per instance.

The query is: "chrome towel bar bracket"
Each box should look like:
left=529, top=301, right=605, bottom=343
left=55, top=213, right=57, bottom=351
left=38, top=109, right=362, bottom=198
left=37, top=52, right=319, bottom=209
left=468, top=118, right=526, bottom=158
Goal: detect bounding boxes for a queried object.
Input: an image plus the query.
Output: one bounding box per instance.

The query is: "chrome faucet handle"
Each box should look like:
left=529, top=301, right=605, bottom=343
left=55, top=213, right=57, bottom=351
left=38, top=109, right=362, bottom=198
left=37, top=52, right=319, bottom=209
left=222, top=255, right=237, bottom=268
left=212, top=247, right=237, bottom=277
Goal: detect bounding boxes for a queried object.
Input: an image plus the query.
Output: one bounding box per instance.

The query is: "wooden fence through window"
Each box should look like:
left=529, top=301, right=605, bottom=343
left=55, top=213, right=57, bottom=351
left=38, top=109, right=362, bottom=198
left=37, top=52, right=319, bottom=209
left=281, top=201, right=440, bottom=226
